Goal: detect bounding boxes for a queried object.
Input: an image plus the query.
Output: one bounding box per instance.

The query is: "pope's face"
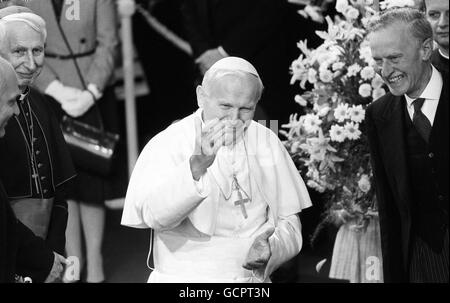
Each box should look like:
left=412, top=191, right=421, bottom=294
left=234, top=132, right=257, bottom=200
left=0, top=22, right=45, bottom=91
left=198, top=73, right=259, bottom=124
left=0, top=77, right=20, bottom=138
left=425, top=0, right=449, bottom=51
left=369, top=23, right=433, bottom=98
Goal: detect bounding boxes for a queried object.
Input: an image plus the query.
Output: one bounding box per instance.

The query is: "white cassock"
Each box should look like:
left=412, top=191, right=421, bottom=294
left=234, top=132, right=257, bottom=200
left=121, top=109, right=312, bottom=283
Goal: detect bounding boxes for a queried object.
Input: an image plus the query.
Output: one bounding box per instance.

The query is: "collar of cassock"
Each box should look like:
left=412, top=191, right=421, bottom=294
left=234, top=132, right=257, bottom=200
left=17, top=87, right=30, bottom=104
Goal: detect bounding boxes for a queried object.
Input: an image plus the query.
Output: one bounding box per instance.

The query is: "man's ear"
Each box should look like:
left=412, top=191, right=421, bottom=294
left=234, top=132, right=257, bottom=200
left=421, top=37, right=434, bottom=61
left=196, top=85, right=204, bottom=108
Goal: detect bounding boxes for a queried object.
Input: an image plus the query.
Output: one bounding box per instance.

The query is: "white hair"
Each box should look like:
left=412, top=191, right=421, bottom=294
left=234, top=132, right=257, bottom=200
left=202, top=68, right=264, bottom=102
left=0, top=12, right=47, bottom=50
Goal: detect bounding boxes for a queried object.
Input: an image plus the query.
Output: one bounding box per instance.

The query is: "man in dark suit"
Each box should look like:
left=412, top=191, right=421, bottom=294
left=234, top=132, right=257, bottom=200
left=366, top=7, right=448, bottom=282
left=0, top=56, right=66, bottom=283
left=181, top=0, right=297, bottom=125
left=425, top=0, right=449, bottom=73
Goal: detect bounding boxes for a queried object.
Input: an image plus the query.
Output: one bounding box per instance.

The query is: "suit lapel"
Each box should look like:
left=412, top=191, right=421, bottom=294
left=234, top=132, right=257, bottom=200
left=376, top=95, right=412, bottom=214
left=429, top=73, right=449, bottom=149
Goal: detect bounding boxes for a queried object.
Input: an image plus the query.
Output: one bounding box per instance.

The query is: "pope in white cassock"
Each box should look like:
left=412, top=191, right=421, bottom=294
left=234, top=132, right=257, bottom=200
left=121, top=57, right=312, bottom=282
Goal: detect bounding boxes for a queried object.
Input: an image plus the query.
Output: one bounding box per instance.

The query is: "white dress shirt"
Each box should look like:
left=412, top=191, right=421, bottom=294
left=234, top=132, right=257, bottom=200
left=405, top=65, right=443, bottom=126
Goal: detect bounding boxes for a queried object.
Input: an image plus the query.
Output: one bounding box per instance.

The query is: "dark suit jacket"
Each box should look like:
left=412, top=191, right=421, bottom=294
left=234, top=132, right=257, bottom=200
left=0, top=182, right=53, bottom=283
left=365, top=70, right=449, bottom=282
left=432, top=49, right=449, bottom=74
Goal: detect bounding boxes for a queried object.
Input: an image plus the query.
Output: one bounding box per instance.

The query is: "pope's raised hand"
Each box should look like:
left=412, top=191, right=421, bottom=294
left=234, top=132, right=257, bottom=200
left=190, top=117, right=225, bottom=180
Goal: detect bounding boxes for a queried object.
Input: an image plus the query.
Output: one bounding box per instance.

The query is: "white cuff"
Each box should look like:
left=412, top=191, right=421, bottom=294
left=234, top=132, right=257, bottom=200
left=87, top=83, right=103, bottom=100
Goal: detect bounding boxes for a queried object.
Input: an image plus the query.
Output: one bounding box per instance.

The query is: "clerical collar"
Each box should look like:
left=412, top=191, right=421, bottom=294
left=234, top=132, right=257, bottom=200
left=17, top=87, right=30, bottom=103
left=438, top=48, right=449, bottom=60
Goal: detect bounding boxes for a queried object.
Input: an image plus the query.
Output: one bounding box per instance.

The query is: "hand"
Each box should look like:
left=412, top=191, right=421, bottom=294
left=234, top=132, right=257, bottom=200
left=242, top=227, right=275, bottom=270
left=195, top=48, right=227, bottom=75
left=190, top=117, right=230, bottom=180
left=44, top=252, right=68, bottom=283
left=62, top=90, right=95, bottom=118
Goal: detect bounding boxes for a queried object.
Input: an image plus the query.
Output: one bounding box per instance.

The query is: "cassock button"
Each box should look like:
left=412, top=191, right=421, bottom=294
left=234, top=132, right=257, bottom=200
left=32, top=138, right=37, bottom=142
left=428, top=152, right=434, bottom=158
left=38, top=163, right=43, bottom=168
left=438, top=195, right=445, bottom=201
left=36, top=150, right=40, bottom=155
left=40, top=176, right=46, bottom=181
left=43, top=189, right=48, bottom=194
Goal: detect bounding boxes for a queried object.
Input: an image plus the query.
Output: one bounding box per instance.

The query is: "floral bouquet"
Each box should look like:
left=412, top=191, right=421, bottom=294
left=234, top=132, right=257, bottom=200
left=281, top=0, right=417, bottom=238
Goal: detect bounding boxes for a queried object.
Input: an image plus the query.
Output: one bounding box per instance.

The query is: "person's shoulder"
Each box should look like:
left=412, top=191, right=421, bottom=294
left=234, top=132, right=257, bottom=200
left=367, top=92, right=394, bottom=117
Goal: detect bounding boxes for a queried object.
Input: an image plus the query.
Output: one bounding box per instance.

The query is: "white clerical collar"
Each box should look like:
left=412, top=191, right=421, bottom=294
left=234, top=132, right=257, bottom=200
left=439, top=48, right=449, bottom=60
left=18, top=86, right=30, bottom=102
left=405, top=65, right=442, bottom=107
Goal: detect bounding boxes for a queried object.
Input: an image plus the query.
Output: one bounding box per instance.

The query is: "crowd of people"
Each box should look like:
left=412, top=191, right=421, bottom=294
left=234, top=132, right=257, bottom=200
left=0, top=0, right=448, bottom=283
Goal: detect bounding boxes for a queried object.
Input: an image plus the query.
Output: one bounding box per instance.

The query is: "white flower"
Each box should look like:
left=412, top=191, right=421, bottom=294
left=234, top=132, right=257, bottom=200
left=345, top=6, right=360, bottom=20
left=359, top=42, right=373, bottom=64
left=358, top=83, right=372, bottom=98
left=348, top=105, right=365, bottom=123
left=344, top=122, right=362, bottom=140
left=335, top=0, right=349, bottom=13
left=319, top=69, right=334, bottom=83
left=303, top=114, right=322, bottom=134
left=295, top=94, right=308, bottom=106
left=358, top=174, right=371, bottom=193
left=371, top=74, right=385, bottom=88
left=330, top=124, right=346, bottom=142
left=347, top=63, right=362, bottom=77
left=308, top=68, right=317, bottom=84
left=290, top=141, right=301, bottom=154
left=334, top=103, right=349, bottom=122
left=372, top=87, right=386, bottom=100
left=360, top=66, right=375, bottom=80
left=332, top=62, right=345, bottom=71
left=314, top=103, right=331, bottom=117
left=365, top=0, right=374, bottom=5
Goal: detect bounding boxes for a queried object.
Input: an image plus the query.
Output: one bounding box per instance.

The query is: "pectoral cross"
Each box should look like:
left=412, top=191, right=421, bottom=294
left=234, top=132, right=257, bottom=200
left=232, top=175, right=250, bottom=219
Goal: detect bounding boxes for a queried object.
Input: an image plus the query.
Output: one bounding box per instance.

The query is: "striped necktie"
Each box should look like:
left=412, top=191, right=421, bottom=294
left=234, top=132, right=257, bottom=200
left=412, top=98, right=432, bottom=143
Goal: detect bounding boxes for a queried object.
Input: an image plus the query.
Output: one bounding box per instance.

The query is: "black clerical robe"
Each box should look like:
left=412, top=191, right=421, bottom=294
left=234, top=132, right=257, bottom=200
left=0, top=87, right=76, bottom=254
left=0, top=182, right=54, bottom=283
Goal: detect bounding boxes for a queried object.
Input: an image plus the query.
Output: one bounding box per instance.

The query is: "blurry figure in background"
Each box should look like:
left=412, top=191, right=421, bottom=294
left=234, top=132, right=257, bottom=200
left=133, top=0, right=198, bottom=144
left=181, top=0, right=297, bottom=125
left=424, top=0, right=449, bottom=73
left=0, top=56, right=67, bottom=283
left=23, top=0, right=119, bottom=283
left=0, top=6, right=76, bottom=258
